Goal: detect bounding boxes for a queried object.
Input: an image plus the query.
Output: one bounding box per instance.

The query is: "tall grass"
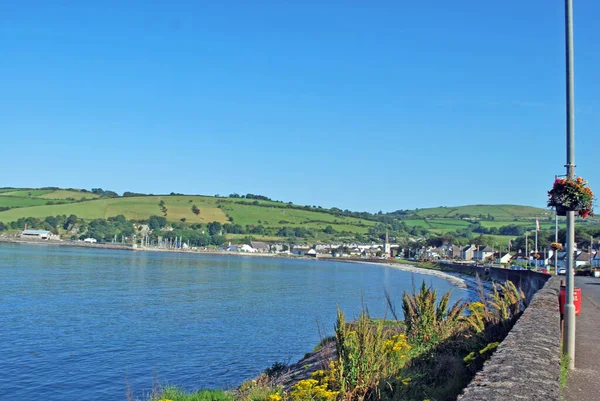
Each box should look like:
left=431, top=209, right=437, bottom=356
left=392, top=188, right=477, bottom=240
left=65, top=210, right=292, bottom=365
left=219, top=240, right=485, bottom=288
left=332, top=309, right=410, bottom=400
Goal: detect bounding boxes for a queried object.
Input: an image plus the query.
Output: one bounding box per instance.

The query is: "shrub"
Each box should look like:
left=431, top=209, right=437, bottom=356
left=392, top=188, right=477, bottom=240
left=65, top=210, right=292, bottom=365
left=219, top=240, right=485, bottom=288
left=264, top=361, right=288, bottom=378
left=333, top=309, right=410, bottom=400
left=402, top=282, right=468, bottom=349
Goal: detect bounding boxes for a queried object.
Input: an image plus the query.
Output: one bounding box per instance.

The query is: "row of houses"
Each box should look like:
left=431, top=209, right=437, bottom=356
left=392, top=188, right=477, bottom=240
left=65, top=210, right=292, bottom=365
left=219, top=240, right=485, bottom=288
left=438, top=243, right=600, bottom=268
left=221, top=241, right=397, bottom=257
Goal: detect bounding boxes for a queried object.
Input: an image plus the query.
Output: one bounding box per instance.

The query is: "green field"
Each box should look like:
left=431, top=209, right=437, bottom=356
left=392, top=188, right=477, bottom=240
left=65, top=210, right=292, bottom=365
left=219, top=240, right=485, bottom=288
left=0, top=196, right=229, bottom=223
left=0, top=197, right=51, bottom=208
left=0, top=194, right=377, bottom=235
left=39, top=190, right=100, bottom=200
left=412, top=204, right=551, bottom=220
left=426, top=219, right=472, bottom=230
left=0, top=188, right=100, bottom=209
left=1, top=189, right=55, bottom=197
left=218, top=202, right=375, bottom=233
left=398, top=215, right=563, bottom=235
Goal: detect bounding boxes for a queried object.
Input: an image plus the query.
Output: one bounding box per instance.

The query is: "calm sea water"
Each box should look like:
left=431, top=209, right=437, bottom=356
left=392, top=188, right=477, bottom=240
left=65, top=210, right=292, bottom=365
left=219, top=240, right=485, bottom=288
left=0, top=243, right=467, bottom=400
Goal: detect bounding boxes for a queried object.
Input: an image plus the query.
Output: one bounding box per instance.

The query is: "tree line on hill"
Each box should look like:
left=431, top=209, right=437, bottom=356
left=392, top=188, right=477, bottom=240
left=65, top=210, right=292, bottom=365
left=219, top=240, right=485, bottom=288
left=0, top=214, right=364, bottom=244
left=1, top=211, right=599, bottom=253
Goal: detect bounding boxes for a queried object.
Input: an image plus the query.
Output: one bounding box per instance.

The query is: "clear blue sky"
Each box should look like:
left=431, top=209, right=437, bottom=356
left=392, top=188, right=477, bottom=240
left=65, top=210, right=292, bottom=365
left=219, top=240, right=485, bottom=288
left=1, top=1, right=598, bottom=213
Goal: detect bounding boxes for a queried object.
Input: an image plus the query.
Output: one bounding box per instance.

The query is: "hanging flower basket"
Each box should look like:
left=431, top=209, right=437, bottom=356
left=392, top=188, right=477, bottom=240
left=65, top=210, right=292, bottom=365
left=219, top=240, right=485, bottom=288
left=548, top=177, right=594, bottom=219
left=550, top=242, right=563, bottom=250
left=555, top=205, right=578, bottom=216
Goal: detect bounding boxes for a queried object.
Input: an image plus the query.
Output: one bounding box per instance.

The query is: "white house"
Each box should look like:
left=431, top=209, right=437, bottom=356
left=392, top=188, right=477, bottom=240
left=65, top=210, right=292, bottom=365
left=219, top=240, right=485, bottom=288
left=21, top=229, right=52, bottom=240
left=239, top=244, right=255, bottom=253
left=497, top=253, right=512, bottom=264
left=575, top=252, right=593, bottom=267
left=557, top=251, right=590, bottom=268
left=474, top=246, right=494, bottom=261
left=461, top=245, right=476, bottom=260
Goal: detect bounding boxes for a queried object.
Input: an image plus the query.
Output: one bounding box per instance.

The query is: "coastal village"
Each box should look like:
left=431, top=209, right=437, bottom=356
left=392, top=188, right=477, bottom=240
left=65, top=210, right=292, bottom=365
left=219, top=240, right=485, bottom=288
left=15, top=228, right=600, bottom=271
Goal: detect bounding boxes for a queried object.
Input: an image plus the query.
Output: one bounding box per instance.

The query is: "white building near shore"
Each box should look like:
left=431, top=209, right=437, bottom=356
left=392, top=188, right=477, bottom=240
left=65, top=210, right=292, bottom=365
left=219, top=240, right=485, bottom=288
left=20, top=229, right=53, bottom=240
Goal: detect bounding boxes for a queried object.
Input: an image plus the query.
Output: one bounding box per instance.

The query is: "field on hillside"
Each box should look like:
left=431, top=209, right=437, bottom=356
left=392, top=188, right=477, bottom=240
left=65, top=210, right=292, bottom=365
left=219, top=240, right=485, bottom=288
left=0, top=188, right=99, bottom=207
left=413, top=204, right=551, bottom=220
left=0, top=197, right=51, bottom=208
left=217, top=202, right=375, bottom=233
left=1, top=189, right=55, bottom=197
left=0, top=193, right=377, bottom=235
left=0, top=188, right=575, bottom=244
left=402, top=215, right=563, bottom=237
left=0, top=196, right=229, bottom=223
left=39, top=190, right=100, bottom=200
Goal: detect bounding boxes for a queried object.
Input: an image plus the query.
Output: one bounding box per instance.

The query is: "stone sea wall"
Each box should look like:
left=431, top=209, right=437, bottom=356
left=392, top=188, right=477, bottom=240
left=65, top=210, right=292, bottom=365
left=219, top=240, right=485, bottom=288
left=458, top=274, right=562, bottom=401
left=440, top=262, right=551, bottom=304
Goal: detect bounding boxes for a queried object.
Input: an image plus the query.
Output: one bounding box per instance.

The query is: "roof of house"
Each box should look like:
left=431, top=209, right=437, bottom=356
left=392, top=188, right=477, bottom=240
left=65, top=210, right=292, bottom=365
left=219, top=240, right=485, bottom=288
left=479, top=246, right=494, bottom=252
left=575, top=252, right=592, bottom=261
left=462, top=245, right=475, bottom=251
left=250, top=241, right=269, bottom=250
left=22, top=229, right=51, bottom=235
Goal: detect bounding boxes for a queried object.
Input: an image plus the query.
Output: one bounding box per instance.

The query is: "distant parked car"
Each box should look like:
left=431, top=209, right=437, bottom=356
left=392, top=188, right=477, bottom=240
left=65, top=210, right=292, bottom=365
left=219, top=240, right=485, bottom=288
left=558, top=267, right=567, bottom=275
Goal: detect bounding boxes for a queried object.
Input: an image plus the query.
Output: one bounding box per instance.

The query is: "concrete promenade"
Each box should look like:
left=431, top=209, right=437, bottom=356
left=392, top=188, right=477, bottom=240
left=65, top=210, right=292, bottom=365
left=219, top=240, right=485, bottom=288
left=564, top=276, right=600, bottom=400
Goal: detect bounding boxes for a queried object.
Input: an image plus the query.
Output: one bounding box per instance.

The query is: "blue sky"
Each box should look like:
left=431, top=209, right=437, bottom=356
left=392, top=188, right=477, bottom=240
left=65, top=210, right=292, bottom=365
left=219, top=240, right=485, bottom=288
left=1, top=1, right=598, bottom=213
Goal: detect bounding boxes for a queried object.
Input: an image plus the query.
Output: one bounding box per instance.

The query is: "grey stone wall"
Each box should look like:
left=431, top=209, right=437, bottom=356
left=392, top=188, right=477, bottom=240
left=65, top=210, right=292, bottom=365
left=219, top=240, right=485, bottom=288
left=458, top=275, right=562, bottom=401
left=440, top=263, right=551, bottom=303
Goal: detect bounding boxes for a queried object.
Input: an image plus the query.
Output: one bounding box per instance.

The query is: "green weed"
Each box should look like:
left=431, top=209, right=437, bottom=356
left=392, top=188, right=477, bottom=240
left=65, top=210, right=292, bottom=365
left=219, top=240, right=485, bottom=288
left=149, top=387, right=234, bottom=401
left=560, top=353, right=571, bottom=389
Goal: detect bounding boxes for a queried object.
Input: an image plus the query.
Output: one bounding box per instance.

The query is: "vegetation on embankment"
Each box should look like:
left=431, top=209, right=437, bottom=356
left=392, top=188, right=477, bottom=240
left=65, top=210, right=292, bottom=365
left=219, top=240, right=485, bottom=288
left=145, top=280, right=525, bottom=401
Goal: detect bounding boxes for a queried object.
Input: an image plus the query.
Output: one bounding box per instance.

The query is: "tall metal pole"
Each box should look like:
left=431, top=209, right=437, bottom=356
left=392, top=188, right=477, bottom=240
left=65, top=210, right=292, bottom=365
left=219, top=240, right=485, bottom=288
left=555, top=213, right=559, bottom=273
left=535, top=222, right=539, bottom=267
left=563, top=0, right=576, bottom=369
left=526, top=232, right=529, bottom=268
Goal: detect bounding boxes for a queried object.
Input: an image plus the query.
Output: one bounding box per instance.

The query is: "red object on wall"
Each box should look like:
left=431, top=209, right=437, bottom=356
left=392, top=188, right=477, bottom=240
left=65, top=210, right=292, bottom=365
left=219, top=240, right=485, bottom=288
left=559, top=286, right=581, bottom=316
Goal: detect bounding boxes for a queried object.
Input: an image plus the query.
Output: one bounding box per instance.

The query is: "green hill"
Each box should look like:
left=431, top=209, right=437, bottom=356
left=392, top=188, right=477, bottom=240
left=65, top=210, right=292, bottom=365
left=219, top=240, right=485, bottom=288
left=410, top=204, right=551, bottom=220
left=0, top=188, right=575, bottom=244
left=0, top=189, right=376, bottom=237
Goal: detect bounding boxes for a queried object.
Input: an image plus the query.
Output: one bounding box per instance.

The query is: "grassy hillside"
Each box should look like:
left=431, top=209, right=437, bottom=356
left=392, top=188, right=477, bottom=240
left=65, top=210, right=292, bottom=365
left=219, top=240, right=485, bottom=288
left=0, top=190, right=376, bottom=235
left=219, top=202, right=375, bottom=233
left=412, top=204, right=550, bottom=220
left=0, top=188, right=573, bottom=244
left=0, top=196, right=228, bottom=223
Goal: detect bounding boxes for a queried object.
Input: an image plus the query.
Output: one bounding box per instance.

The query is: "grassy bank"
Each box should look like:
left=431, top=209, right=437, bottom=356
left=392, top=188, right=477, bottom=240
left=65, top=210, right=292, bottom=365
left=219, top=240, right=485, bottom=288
left=144, top=280, right=525, bottom=401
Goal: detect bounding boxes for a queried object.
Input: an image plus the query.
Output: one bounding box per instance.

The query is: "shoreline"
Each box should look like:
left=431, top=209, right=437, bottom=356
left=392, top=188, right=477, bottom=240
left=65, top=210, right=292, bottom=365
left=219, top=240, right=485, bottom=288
left=0, top=237, right=470, bottom=287
left=0, top=237, right=468, bottom=291
left=348, top=260, right=467, bottom=289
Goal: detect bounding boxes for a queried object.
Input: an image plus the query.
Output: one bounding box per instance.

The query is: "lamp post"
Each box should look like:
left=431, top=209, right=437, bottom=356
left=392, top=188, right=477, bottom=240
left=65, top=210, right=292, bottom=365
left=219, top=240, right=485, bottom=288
left=555, top=211, right=559, bottom=273
left=563, top=0, right=576, bottom=369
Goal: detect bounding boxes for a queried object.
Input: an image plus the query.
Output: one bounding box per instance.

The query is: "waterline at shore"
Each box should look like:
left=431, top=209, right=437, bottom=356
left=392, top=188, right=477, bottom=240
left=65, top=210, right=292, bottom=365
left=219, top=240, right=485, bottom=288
left=352, top=261, right=467, bottom=288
